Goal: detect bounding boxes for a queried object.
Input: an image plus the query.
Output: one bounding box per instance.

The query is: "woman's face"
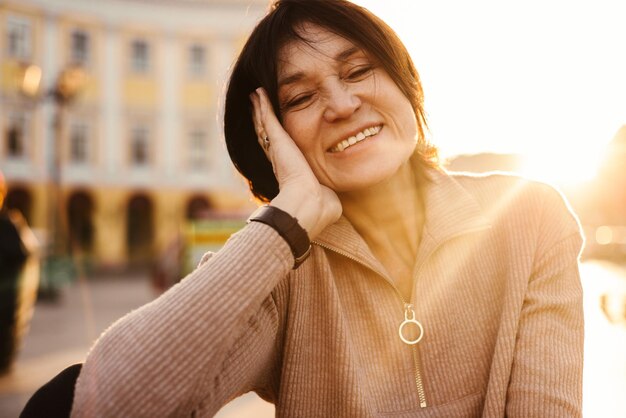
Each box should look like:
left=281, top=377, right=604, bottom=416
left=277, top=23, right=418, bottom=193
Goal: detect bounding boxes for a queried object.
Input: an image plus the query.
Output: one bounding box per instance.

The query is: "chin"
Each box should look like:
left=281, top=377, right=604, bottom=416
left=330, top=162, right=408, bottom=193
left=321, top=141, right=416, bottom=193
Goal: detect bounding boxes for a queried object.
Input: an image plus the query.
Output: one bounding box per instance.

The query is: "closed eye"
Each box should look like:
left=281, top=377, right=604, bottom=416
left=282, top=92, right=315, bottom=111
left=345, top=65, right=373, bottom=81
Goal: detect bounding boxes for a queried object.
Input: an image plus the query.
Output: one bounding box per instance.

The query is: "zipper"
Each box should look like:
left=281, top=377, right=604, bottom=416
left=401, top=303, right=427, bottom=407
left=312, top=240, right=428, bottom=408
left=312, top=223, right=489, bottom=409
left=412, top=347, right=428, bottom=407
left=394, top=225, right=490, bottom=407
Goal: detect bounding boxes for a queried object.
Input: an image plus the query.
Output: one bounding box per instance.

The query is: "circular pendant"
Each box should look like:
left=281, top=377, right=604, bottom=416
left=398, top=318, right=424, bottom=345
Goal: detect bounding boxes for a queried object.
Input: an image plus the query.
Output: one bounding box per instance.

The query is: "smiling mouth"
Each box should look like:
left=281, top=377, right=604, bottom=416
left=328, top=125, right=382, bottom=153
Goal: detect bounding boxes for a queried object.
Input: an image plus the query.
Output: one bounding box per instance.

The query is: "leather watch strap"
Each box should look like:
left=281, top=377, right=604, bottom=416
left=247, top=205, right=311, bottom=269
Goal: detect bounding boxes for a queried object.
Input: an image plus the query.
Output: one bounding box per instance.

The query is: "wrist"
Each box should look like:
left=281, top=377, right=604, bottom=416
left=271, top=183, right=342, bottom=240
left=247, top=205, right=311, bottom=269
left=270, top=189, right=321, bottom=238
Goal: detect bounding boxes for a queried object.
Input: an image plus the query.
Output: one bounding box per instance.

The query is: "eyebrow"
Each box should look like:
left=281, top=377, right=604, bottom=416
left=277, top=46, right=361, bottom=89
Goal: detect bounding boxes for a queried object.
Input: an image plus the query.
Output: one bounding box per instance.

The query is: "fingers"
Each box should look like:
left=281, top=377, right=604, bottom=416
left=249, top=87, right=312, bottom=186
left=255, top=88, right=283, bottom=147
left=251, top=87, right=298, bottom=161
left=249, top=91, right=270, bottom=159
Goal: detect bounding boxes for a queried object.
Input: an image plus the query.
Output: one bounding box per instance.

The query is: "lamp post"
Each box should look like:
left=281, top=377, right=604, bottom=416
left=18, top=63, right=86, bottom=299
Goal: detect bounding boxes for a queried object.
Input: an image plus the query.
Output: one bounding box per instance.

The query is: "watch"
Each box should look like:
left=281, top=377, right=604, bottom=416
left=247, top=205, right=311, bottom=269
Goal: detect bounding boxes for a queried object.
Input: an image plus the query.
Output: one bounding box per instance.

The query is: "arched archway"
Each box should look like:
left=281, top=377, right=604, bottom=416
left=5, top=186, right=32, bottom=224
left=126, top=193, right=154, bottom=266
left=186, top=195, right=212, bottom=220
left=67, top=191, right=94, bottom=253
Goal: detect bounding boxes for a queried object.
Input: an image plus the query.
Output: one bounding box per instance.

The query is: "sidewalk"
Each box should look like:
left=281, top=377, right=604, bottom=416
left=0, top=273, right=155, bottom=417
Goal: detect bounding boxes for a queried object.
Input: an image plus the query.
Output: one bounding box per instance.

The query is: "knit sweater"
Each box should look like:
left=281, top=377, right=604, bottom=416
left=71, top=168, right=584, bottom=417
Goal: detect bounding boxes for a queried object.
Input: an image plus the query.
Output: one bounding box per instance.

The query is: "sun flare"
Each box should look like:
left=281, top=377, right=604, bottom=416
left=519, top=146, right=604, bottom=187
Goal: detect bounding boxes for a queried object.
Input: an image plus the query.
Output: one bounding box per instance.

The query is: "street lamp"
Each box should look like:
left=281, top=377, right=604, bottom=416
left=17, top=63, right=86, bottom=299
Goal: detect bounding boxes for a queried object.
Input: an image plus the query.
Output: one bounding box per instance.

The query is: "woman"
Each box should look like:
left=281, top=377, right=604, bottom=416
left=71, top=1, right=584, bottom=416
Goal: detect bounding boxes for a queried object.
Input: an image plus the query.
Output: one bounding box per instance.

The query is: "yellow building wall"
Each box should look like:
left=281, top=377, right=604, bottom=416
left=153, top=189, right=186, bottom=255
left=79, top=77, right=99, bottom=103
left=181, top=82, right=213, bottom=108
left=179, top=35, right=214, bottom=110
left=91, top=187, right=128, bottom=267
left=56, top=16, right=102, bottom=103
left=0, top=3, right=44, bottom=63
left=0, top=61, right=26, bottom=92
left=62, top=109, right=101, bottom=167
left=120, top=113, right=160, bottom=168
left=0, top=4, right=44, bottom=94
left=30, top=182, right=50, bottom=231
left=121, top=29, right=159, bottom=109
left=123, top=78, right=158, bottom=108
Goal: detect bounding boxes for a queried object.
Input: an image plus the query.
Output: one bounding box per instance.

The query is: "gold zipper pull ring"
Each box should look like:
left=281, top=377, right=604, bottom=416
left=399, top=304, right=424, bottom=345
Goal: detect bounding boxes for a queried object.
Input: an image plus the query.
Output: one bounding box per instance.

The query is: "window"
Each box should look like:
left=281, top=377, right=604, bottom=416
left=131, top=40, right=149, bottom=73
left=189, top=44, right=206, bottom=76
left=7, top=17, right=31, bottom=59
left=5, top=114, right=27, bottom=158
left=131, top=126, right=149, bottom=166
left=71, top=30, right=89, bottom=66
left=70, top=122, right=89, bottom=163
left=189, top=129, right=208, bottom=170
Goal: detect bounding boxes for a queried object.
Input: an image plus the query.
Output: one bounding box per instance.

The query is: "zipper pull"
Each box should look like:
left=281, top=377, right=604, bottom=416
left=399, top=303, right=424, bottom=345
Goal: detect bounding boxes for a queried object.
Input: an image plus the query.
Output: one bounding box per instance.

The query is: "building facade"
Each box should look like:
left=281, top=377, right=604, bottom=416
left=0, top=0, right=266, bottom=269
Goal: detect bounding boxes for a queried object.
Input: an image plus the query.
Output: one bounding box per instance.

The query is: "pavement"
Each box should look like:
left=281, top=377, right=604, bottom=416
left=1, top=262, right=625, bottom=417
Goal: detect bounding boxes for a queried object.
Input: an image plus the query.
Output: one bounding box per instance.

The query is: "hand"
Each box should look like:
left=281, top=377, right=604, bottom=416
left=250, top=88, right=342, bottom=240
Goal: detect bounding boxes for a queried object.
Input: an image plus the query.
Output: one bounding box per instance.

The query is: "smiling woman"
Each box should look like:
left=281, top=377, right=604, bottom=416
left=67, top=1, right=585, bottom=417
left=273, top=24, right=419, bottom=193
left=223, top=0, right=436, bottom=202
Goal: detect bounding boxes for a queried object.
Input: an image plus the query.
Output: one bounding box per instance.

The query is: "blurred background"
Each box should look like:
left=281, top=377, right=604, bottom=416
left=0, top=0, right=624, bottom=417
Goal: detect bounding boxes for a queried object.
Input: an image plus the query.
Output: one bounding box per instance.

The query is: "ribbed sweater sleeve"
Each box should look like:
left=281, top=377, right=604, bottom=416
left=70, top=222, right=292, bottom=417
left=505, top=185, right=584, bottom=417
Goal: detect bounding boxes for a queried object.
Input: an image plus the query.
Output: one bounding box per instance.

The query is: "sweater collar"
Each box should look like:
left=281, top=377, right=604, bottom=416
left=312, top=166, right=491, bottom=274
left=419, top=166, right=492, bottom=246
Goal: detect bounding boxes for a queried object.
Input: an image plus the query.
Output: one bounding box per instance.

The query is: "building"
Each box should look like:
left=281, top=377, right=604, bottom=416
left=0, top=0, right=267, bottom=269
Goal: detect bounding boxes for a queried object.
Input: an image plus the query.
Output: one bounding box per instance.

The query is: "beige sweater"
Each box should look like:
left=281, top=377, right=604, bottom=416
left=71, top=169, right=584, bottom=417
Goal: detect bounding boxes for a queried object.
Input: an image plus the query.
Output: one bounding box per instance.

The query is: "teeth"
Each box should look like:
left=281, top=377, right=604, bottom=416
left=330, top=125, right=381, bottom=153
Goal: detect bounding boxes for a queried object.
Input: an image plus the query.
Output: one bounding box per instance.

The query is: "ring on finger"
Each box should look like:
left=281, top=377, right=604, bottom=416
left=262, top=135, right=270, bottom=151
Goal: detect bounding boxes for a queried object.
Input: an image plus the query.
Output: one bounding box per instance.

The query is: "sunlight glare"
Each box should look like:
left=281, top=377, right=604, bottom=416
left=519, top=145, right=604, bottom=187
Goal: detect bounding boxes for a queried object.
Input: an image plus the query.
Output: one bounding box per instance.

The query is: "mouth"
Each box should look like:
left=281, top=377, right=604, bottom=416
left=328, top=125, right=382, bottom=153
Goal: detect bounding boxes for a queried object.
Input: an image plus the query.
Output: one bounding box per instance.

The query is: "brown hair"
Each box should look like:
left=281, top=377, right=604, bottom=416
left=224, top=0, right=437, bottom=202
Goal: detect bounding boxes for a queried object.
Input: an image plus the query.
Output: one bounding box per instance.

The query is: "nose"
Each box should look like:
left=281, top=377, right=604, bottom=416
left=322, top=80, right=361, bottom=123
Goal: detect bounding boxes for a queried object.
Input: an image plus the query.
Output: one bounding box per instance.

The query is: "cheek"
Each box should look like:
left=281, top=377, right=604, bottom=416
left=399, top=105, right=419, bottom=139
left=283, top=115, right=316, bottom=156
